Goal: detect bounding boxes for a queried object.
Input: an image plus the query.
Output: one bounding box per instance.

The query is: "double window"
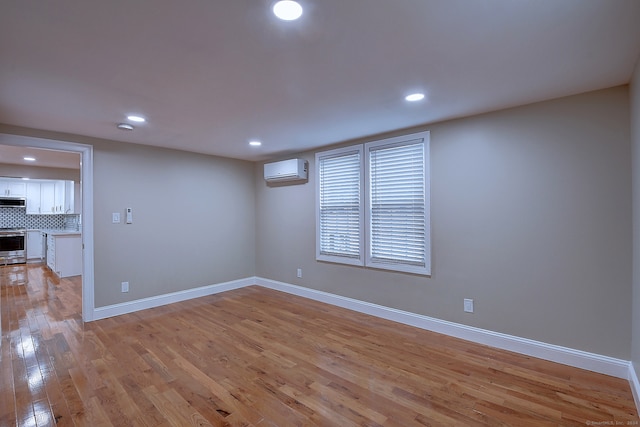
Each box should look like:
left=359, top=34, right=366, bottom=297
left=316, top=131, right=430, bottom=275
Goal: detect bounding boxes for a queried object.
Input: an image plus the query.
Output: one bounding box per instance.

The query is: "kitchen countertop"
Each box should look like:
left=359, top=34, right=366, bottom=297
left=32, top=228, right=81, bottom=236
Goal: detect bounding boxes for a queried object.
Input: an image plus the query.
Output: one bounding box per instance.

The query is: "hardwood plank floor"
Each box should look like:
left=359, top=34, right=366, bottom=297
left=1, top=263, right=638, bottom=426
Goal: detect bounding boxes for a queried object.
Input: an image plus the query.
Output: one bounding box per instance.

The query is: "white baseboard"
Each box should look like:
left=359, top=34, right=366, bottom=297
left=630, top=362, right=640, bottom=411
left=92, top=277, right=254, bottom=321
left=255, top=277, right=632, bottom=380
left=89, top=275, right=637, bottom=411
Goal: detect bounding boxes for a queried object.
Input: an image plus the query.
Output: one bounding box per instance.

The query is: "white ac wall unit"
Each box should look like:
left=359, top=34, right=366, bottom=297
left=264, top=158, right=308, bottom=182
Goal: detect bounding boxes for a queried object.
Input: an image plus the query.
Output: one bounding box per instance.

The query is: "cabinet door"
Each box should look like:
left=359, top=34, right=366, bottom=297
left=26, top=231, right=43, bottom=259
left=54, top=180, right=65, bottom=213
left=64, top=181, right=75, bottom=214
left=46, top=234, right=55, bottom=270
left=7, top=181, right=26, bottom=196
left=40, top=181, right=56, bottom=214
left=0, top=179, right=26, bottom=197
left=74, top=181, right=81, bottom=213
left=26, top=182, right=42, bottom=214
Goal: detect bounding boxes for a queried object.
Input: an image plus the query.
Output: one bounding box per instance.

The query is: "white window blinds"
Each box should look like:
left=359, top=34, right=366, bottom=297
left=316, top=147, right=364, bottom=265
left=315, top=130, right=430, bottom=275
left=367, top=139, right=428, bottom=273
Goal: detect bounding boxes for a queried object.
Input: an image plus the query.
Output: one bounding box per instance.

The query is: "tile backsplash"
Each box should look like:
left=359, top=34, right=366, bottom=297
left=0, top=207, right=80, bottom=230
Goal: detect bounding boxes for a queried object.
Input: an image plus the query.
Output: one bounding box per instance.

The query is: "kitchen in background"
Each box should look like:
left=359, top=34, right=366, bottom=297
left=0, top=177, right=82, bottom=276
left=0, top=207, right=80, bottom=230
left=1, top=145, right=83, bottom=278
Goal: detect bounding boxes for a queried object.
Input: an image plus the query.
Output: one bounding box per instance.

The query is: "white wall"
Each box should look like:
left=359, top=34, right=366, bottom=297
left=0, top=85, right=633, bottom=360
left=92, top=139, right=256, bottom=306
left=0, top=124, right=257, bottom=308
left=256, top=86, right=632, bottom=359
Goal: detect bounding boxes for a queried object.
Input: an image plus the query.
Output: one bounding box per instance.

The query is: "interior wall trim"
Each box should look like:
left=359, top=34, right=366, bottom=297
left=0, top=133, right=95, bottom=322
left=88, top=275, right=637, bottom=413
left=92, top=277, right=254, bottom=321
left=630, top=362, right=640, bottom=411
left=254, top=277, right=632, bottom=380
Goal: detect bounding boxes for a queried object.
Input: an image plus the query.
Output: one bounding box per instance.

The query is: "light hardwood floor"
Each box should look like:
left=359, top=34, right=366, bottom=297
left=1, top=263, right=638, bottom=426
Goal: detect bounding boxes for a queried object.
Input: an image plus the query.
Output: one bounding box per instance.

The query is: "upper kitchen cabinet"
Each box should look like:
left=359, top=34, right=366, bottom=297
left=54, top=180, right=65, bottom=213
left=64, top=180, right=76, bottom=214
left=25, top=179, right=75, bottom=214
left=0, top=178, right=26, bottom=197
left=26, top=181, right=41, bottom=214
left=40, top=181, right=56, bottom=214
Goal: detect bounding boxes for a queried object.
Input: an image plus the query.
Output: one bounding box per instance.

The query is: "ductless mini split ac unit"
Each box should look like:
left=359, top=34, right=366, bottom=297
left=264, top=158, right=308, bottom=182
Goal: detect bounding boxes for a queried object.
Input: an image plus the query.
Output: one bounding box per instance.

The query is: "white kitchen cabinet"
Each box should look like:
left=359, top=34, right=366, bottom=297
left=26, top=182, right=41, bottom=214
left=26, top=179, right=74, bottom=214
left=0, top=178, right=26, bottom=197
left=46, top=233, right=82, bottom=277
left=26, top=230, right=44, bottom=260
left=64, top=180, right=75, bottom=214
left=74, top=181, right=81, bottom=213
left=39, top=181, right=56, bottom=214
left=54, top=180, right=65, bottom=213
left=46, top=234, right=55, bottom=271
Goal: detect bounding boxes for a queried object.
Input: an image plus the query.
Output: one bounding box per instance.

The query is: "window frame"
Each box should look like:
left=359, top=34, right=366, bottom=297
left=315, top=130, right=431, bottom=276
left=315, top=145, right=365, bottom=266
left=364, top=132, right=431, bottom=275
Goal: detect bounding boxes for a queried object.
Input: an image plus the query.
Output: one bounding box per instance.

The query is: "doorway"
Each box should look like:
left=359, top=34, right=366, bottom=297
left=0, top=133, right=94, bottom=321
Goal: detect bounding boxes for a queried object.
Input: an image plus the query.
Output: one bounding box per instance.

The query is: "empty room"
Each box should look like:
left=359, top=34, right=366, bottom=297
left=2, top=0, right=640, bottom=425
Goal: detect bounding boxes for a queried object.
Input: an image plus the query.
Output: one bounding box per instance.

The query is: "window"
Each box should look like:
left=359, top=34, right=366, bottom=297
left=316, top=146, right=364, bottom=266
left=316, top=131, right=430, bottom=275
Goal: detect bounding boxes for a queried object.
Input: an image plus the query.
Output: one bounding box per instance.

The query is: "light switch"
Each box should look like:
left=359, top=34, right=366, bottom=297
left=112, top=212, right=120, bottom=223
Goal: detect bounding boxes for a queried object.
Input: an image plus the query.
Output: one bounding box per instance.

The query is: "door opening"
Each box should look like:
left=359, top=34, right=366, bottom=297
left=0, top=133, right=95, bottom=321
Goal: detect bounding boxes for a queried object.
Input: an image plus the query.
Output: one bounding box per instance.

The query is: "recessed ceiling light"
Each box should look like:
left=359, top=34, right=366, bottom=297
left=405, top=93, right=425, bottom=102
left=117, top=123, right=134, bottom=131
left=23, top=156, right=36, bottom=161
left=273, top=0, right=303, bottom=21
left=249, top=140, right=262, bottom=147
left=127, top=115, right=146, bottom=123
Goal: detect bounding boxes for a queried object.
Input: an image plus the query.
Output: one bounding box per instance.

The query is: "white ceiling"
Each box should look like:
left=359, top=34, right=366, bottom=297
left=0, top=143, right=80, bottom=170
left=1, top=0, right=640, bottom=165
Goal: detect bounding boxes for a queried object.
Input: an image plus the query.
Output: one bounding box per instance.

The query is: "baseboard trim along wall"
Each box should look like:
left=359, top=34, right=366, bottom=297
left=254, top=277, right=633, bottom=380
left=90, top=275, right=638, bottom=408
left=630, top=362, right=640, bottom=412
left=92, top=277, right=254, bottom=321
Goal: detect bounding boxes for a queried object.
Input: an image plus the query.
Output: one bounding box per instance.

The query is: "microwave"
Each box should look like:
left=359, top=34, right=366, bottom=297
left=0, top=197, right=26, bottom=208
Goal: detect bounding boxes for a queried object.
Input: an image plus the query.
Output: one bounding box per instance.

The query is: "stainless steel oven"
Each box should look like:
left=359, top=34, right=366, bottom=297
left=0, top=228, right=26, bottom=265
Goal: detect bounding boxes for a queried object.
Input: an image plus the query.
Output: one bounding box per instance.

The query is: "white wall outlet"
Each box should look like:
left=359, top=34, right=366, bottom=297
left=464, top=298, right=474, bottom=313
left=112, top=212, right=120, bottom=223
left=121, top=281, right=129, bottom=293
left=296, top=268, right=302, bottom=278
